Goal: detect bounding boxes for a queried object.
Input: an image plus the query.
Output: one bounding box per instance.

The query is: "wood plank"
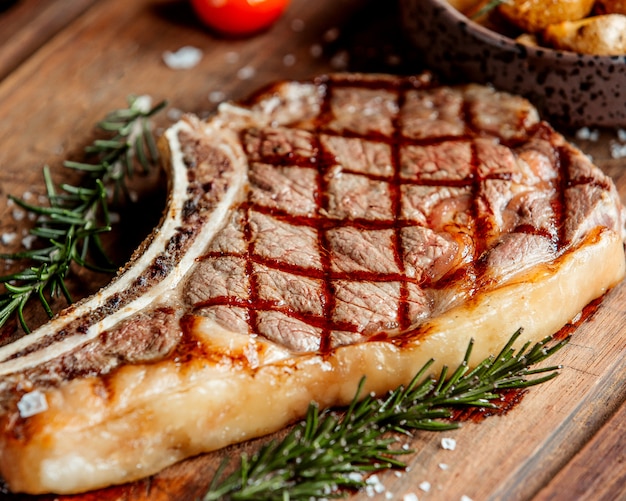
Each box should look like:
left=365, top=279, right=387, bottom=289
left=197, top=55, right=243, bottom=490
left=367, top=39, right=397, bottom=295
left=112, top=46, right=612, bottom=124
left=0, top=0, right=624, bottom=499
left=534, top=397, right=626, bottom=501
left=0, top=0, right=99, bottom=81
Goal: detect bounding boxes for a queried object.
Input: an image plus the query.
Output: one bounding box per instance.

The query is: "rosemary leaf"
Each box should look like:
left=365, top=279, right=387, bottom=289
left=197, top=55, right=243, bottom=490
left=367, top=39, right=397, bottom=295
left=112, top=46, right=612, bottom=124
left=203, top=330, right=568, bottom=500
left=0, top=95, right=166, bottom=333
left=471, top=0, right=506, bottom=19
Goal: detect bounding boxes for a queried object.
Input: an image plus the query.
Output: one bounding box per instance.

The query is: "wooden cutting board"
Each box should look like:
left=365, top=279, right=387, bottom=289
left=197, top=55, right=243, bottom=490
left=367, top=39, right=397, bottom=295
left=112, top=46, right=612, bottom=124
left=0, top=0, right=624, bottom=499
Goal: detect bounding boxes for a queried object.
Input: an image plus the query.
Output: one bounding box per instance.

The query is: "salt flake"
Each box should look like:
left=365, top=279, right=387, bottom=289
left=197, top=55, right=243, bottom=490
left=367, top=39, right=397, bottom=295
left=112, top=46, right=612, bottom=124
left=225, top=51, right=240, bottom=64
left=366, top=474, right=385, bottom=494
left=330, top=50, right=349, bottom=70
left=441, top=437, right=456, bottom=450
left=162, top=46, right=203, bottom=70
left=1, top=232, right=16, bottom=245
left=283, top=54, right=296, bottom=67
left=310, top=43, right=323, bottom=58
left=290, top=18, right=305, bottom=32
left=419, top=481, right=431, bottom=492
left=237, top=65, right=256, bottom=80
left=17, top=391, right=48, bottom=418
left=21, top=234, right=37, bottom=250
left=209, top=91, right=226, bottom=104
left=167, top=107, right=184, bottom=121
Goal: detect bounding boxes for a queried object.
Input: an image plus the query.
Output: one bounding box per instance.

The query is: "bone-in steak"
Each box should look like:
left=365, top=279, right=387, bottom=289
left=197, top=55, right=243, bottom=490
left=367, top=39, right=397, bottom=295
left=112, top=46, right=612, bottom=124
left=0, top=73, right=624, bottom=494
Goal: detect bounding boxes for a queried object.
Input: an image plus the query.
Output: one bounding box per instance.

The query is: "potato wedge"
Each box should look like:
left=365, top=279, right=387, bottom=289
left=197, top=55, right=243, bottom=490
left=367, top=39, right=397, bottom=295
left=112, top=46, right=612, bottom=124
left=543, top=14, right=626, bottom=55
left=498, top=0, right=595, bottom=33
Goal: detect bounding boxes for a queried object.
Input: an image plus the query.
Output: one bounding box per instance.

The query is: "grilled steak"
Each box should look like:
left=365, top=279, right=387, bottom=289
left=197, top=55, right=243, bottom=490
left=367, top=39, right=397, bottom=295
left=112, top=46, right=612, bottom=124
left=0, top=73, right=624, bottom=494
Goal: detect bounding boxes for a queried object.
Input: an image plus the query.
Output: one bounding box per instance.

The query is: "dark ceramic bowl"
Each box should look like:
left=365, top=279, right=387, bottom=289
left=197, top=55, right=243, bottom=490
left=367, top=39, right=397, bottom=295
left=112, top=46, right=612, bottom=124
left=399, top=0, right=626, bottom=128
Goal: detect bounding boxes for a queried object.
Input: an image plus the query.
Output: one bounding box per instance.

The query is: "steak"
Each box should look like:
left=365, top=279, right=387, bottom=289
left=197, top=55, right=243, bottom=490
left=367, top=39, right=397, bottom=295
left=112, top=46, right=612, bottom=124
left=0, top=73, right=624, bottom=494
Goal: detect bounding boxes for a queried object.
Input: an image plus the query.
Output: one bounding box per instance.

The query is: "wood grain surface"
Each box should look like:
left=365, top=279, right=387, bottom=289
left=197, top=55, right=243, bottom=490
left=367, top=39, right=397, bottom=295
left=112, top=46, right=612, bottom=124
left=0, top=0, right=624, bottom=500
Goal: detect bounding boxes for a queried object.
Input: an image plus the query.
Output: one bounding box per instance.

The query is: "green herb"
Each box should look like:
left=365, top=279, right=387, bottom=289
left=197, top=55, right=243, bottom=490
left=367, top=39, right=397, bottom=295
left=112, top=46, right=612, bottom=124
left=0, top=96, right=166, bottom=333
left=475, top=0, right=507, bottom=19
left=203, top=329, right=567, bottom=500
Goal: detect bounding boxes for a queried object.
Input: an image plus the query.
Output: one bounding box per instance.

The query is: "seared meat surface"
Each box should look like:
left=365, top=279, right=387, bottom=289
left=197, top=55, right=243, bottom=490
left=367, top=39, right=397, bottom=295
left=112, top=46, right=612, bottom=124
left=0, top=73, right=624, bottom=494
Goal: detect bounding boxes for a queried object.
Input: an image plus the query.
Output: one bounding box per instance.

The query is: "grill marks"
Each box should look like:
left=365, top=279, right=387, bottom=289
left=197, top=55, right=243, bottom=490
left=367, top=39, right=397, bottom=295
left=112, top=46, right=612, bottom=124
left=313, top=87, right=336, bottom=353
left=186, top=73, right=618, bottom=356
left=0, top=74, right=617, bottom=421
left=391, top=90, right=410, bottom=332
left=190, top=78, right=574, bottom=353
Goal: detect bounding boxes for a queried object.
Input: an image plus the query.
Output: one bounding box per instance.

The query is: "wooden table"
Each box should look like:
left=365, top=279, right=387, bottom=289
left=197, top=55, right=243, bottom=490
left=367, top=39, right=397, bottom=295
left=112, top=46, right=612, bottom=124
left=0, top=0, right=624, bottom=499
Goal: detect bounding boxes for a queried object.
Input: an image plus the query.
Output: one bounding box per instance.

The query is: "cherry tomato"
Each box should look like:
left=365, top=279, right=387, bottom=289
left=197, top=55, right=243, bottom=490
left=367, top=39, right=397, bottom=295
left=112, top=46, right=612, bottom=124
left=191, top=0, right=290, bottom=37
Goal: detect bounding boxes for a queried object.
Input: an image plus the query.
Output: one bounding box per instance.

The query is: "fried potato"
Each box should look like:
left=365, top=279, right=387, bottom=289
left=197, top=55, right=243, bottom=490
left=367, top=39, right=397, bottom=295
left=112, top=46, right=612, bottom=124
left=515, top=33, right=541, bottom=47
left=543, top=14, right=626, bottom=55
left=498, top=0, right=595, bottom=32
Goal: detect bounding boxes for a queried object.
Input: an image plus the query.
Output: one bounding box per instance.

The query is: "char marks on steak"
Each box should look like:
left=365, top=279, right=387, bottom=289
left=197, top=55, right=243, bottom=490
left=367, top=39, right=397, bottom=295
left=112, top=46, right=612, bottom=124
left=0, top=73, right=624, bottom=494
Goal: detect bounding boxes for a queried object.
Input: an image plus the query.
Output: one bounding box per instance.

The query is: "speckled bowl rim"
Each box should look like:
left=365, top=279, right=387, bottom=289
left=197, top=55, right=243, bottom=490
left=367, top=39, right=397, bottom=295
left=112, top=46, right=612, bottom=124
left=432, top=0, right=626, bottom=65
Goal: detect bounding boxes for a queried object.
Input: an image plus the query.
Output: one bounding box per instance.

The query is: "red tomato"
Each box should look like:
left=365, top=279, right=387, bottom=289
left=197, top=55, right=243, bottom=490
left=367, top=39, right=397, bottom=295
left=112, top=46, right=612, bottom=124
left=191, top=0, right=290, bottom=37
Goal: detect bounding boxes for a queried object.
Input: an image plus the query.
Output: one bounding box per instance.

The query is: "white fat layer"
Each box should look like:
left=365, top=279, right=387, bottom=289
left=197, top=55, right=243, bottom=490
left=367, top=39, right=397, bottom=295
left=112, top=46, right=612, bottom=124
left=0, top=120, right=248, bottom=376
left=6, top=230, right=624, bottom=495
left=193, top=316, right=291, bottom=367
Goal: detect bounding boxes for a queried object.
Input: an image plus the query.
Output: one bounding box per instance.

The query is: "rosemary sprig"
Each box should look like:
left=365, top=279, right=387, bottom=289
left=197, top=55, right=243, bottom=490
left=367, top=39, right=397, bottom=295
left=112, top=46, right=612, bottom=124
left=470, top=0, right=506, bottom=19
left=0, top=96, right=166, bottom=333
left=204, top=329, right=567, bottom=500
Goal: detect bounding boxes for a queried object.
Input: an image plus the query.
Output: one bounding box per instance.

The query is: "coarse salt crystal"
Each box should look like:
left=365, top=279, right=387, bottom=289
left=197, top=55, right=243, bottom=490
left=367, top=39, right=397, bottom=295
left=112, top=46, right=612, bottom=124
left=225, top=51, right=240, bottom=64
left=610, top=141, right=626, bottom=159
left=12, top=209, right=25, bottom=221
left=575, top=127, right=599, bottom=142
left=310, top=43, right=323, bottom=58
left=419, top=481, right=431, bottom=492
left=291, top=18, right=305, bottom=32
left=134, top=95, right=153, bottom=113
left=441, top=437, right=456, bottom=450
left=162, top=46, right=203, bottom=70
left=1, top=232, right=16, bottom=245
left=385, top=492, right=393, bottom=500
left=167, top=108, right=183, bottom=121
left=348, top=472, right=363, bottom=482
left=438, top=463, right=449, bottom=470
left=403, top=493, right=419, bottom=501
left=330, top=50, right=349, bottom=70
left=366, top=474, right=385, bottom=494
left=283, top=54, right=296, bottom=67
left=209, top=91, right=226, bottom=103
left=237, top=65, right=256, bottom=80
left=323, top=27, right=340, bottom=42
left=461, top=496, right=474, bottom=501
left=21, top=234, right=37, bottom=250
left=17, top=391, right=48, bottom=418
